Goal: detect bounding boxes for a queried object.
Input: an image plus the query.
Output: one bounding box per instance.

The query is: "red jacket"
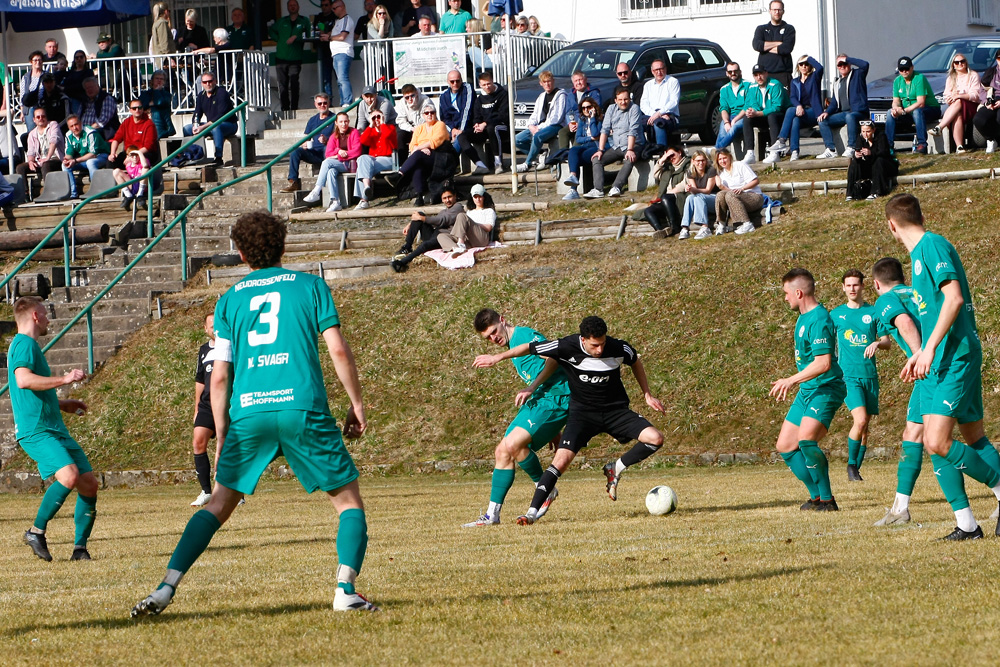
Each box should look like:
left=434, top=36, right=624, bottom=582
left=359, top=124, right=397, bottom=158
left=113, top=115, right=159, bottom=158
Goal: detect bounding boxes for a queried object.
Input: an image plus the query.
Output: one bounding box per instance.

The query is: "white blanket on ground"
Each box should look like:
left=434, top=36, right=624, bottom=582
left=425, top=242, right=504, bottom=270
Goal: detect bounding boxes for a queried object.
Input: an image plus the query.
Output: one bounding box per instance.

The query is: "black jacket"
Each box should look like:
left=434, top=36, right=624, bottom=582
left=752, top=21, right=796, bottom=74
left=472, top=85, right=509, bottom=126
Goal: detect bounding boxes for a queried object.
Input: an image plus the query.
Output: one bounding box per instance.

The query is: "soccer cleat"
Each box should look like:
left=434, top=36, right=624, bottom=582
left=874, top=508, right=910, bottom=526
left=131, top=586, right=174, bottom=618
left=603, top=461, right=621, bottom=501
left=815, top=498, right=840, bottom=511
left=23, top=530, right=52, bottom=562
left=563, top=173, right=579, bottom=187
left=536, top=487, right=559, bottom=519
left=333, top=588, right=380, bottom=612
left=515, top=512, right=536, bottom=526
left=303, top=189, right=322, bottom=203
left=461, top=513, right=500, bottom=528
left=693, top=226, right=712, bottom=240
left=607, top=186, right=622, bottom=198
left=562, top=189, right=581, bottom=201
left=678, top=228, right=690, bottom=240
left=815, top=147, right=837, bottom=159
left=582, top=188, right=604, bottom=199
left=941, top=525, right=984, bottom=541
left=191, top=491, right=212, bottom=507
left=847, top=464, right=864, bottom=482
left=70, top=547, right=92, bottom=561
left=800, top=497, right=821, bottom=511
left=734, top=221, right=755, bottom=235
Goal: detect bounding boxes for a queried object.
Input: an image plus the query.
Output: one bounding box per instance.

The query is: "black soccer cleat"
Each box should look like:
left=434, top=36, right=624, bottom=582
left=70, top=547, right=92, bottom=561
left=847, top=464, right=864, bottom=482
left=941, top=525, right=984, bottom=541
left=814, top=498, right=840, bottom=512
left=800, top=497, right=821, bottom=511
left=23, top=530, right=52, bottom=562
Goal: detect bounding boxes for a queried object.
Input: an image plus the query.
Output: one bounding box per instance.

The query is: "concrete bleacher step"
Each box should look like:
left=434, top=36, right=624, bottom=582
left=40, top=328, right=134, bottom=351
left=44, top=345, right=121, bottom=368
left=205, top=256, right=393, bottom=286
left=773, top=157, right=850, bottom=171
left=47, top=311, right=151, bottom=335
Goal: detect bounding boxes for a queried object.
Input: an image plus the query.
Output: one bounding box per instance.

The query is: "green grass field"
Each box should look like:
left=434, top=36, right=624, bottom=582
left=4, top=466, right=1000, bottom=665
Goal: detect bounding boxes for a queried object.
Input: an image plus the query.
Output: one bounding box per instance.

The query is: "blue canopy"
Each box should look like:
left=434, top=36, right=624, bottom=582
left=486, top=0, right=523, bottom=17
left=0, top=0, right=149, bottom=32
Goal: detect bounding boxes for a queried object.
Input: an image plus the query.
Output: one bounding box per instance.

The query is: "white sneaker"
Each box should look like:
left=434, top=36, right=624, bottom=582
left=693, top=226, right=712, bottom=240
left=987, top=140, right=996, bottom=154
left=607, top=186, right=622, bottom=198
left=790, top=150, right=799, bottom=161
left=816, top=147, right=837, bottom=159
left=766, top=137, right=788, bottom=153
left=451, top=243, right=467, bottom=256
left=842, top=148, right=855, bottom=158
left=494, top=163, right=505, bottom=174
left=462, top=513, right=500, bottom=527
left=535, top=487, right=558, bottom=519
left=471, top=162, right=489, bottom=175
left=326, top=201, right=343, bottom=213
left=763, top=151, right=781, bottom=164
left=734, top=221, right=756, bottom=235
left=354, top=200, right=370, bottom=210
left=333, top=588, right=379, bottom=612
left=562, top=189, right=580, bottom=201
left=742, top=151, right=756, bottom=165
left=303, top=189, right=322, bottom=203
left=582, top=188, right=604, bottom=199
left=131, top=585, right=174, bottom=618
left=190, top=491, right=211, bottom=507
left=515, top=162, right=530, bottom=173
left=714, top=222, right=725, bottom=235
left=678, top=228, right=690, bottom=240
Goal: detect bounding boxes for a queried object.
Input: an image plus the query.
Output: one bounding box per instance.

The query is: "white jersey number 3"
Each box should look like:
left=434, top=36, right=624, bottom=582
left=248, top=292, right=281, bottom=346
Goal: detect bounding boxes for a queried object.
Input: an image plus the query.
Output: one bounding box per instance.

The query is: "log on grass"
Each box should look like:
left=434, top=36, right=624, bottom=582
left=0, top=224, right=109, bottom=251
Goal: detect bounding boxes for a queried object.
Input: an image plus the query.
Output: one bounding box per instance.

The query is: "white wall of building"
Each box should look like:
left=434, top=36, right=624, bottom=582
left=3, top=26, right=100, bottom=65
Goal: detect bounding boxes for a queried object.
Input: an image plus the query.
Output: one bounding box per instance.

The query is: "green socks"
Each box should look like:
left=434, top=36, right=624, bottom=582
left=336, top=508, right=368, bottom=594
left=943, top=440, right=1000, bottom=488
left=516, top=450, right=544, bottom=483
left=798, top=440, right=833, bottom=501
left=74, top=494, right=97, bottom=547
left=896, top=441, right=923, bottom=496
left=857, top=445, right=867, bottom=470
left=847, top=438, right=861, bottom=467
left=970, top=437, right=1000, bottom=475
left=931, top=453, right=970, bottom=511
left=780, top=450, right=820, bottom=499
left=166, top=509, right=222, bottom=575
left=489, top=468, right=516, bottom=505
left=34, top=481, right=72, bottom=532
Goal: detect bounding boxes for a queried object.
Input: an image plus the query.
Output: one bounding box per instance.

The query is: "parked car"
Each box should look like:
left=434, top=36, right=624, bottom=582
left=510, top=37, right=732, bottom=145
left=867, top=35, right=1000, bottom=145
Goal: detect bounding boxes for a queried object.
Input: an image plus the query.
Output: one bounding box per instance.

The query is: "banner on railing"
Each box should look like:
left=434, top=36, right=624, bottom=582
left=393, top=36, right=465, bottom=90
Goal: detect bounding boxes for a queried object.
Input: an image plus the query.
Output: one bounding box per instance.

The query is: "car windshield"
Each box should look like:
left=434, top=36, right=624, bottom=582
left=912, top=39, right=1000, bottom=72
left=532, top=48, right=637, bottom=78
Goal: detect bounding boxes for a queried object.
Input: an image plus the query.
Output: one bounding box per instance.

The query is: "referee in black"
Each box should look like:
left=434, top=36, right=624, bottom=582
left=190, top=314, right=217, bottom=507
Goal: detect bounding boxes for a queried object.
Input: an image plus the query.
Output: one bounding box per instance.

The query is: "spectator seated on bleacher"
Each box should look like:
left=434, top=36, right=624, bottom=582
left=928, top=52, right=979, bottom=154
left=303, top=112, right=360, bottom=212
left=358, top=85, right=397, bottom=130
left=642, top=144, right=689, bottom=238
left=183, top=71, right=236, bottom=167
left=439, top=71, right=474, bottom=159
left=514, top=70, right=569, bottom=172
left=679, top=149, right=718, bottom=240
left=353, top=110, right=397, bottom=210
left=559, top=70, right=602, bottom=149
left=846, top=120, right=897, bottom=201
left=817, top=54, right=869, bottom=160
left=140, top=70, right=176, bottom=140
left=639, top=58, right=681, bottom=147
left=16, top=109, right=64, bottom=188
left=390, top=186, right=464, bottom=272
left=109, top=100, right=159, bottom=172
left=394, top=84, right=432, bottom=157
left=562, top=95, right=602, bottom=201
left=456, top=71, right=509, bottom=175
left=764, top=55, right=824, bottom=163
left=885, top=57, right=941, bottom=155
left=582, top=86, right=643, bottom=199
left=113, top=145, right=150, bottom=209
left=974, top=48, right=1000, bottom=154
left=436, top=184, right=495, bottom=256
left=714, top=147, right=764, bottom=236
left=62, top=115, right=110, bottom=199
left=79, top=77, right=120, bottom=143
left=36, top=74, right=71, bottom=132
left=741, top=64, right=788, bottom=165
left=716, top=62, right=750, bottom=155
left=63, top=51, right=95, bottom=110
left=385, top=102, right=454, bottom=207
left=282, top=93, right=334, bottom=192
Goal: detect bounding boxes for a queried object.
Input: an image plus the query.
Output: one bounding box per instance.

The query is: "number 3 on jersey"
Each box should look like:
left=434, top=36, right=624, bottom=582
left=248, top=292, right=281, bottom=346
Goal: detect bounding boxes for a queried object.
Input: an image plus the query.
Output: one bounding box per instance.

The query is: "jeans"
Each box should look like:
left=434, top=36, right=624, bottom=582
left=818, top=111, right=862, bottom=151
left=567, top=142, right=598, bottom=176
left=778, top=106, right=819, bottom=151
left=288, top=146, right=325, bottom=180
left=715, top=118, right=744, bottom=150
left=316, top=157, right=352, bottom=202
left=62, top=154, right=109, bottom=197
left=332, top=53, right=353, bottom=107
left=184, top=121, right=238, bottom=160
left=515, top=124, right=562, bottom=165
left=276, top=60, right=302, bottom=111
left=681, top=193, right=716, bottom=227
left=354, top=154, right=394, bottom=199
left=884, top=106, right=942, bottom=147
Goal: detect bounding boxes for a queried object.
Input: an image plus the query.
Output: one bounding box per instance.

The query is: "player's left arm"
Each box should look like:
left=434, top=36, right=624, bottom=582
left=322, top=326, right=366, bottom=439
left=906, top=279, right=962, bottom=380
left=515, top=357, right=558, bottom=407
left=770, top=354, right=831, bottom=402
left=630, top=357, right=665, bottom=414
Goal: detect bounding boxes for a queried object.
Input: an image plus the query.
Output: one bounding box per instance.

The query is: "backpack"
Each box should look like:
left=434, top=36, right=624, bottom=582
left=169, top=143, right=206, bottom=167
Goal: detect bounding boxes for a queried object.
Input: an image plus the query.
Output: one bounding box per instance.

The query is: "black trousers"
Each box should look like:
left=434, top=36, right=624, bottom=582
left=743, top=113, right=783, bottom=158
left=847, top=156, right=898, bottom=198
left=456, top=123, right=508, bottom=164
left=973, top=105, right=1000, bottom=141
left=643, top=195, right=680, bottom=232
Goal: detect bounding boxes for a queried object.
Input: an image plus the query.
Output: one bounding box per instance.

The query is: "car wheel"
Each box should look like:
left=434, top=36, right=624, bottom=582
left=972, top=123, right=987, bottom=149
left=699, top=97, right=721, bottom=146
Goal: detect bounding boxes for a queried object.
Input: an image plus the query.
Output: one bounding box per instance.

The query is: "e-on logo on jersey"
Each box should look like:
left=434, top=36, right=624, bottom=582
left=843, top=329, right=869, bottom=346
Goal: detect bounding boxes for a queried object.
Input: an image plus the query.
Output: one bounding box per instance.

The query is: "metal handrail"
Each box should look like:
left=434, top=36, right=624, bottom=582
left=0, top=96, right=365, bottom=396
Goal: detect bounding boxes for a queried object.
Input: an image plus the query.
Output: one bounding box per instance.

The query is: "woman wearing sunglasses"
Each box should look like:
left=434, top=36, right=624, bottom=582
left=929, top=53, right=980, bottom=153
left=561, top=96, right=602, bottom=200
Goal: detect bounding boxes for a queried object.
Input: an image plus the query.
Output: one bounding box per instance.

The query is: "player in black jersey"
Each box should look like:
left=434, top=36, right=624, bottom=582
left=474, top=316, right=666, bottom=524
left=191, top=314, right=217, bottom=507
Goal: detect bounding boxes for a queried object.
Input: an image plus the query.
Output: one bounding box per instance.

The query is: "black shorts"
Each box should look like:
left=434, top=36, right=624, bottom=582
left=194, top=409, right=216, bottom=433
left=559, top=406, right=652, bottom=453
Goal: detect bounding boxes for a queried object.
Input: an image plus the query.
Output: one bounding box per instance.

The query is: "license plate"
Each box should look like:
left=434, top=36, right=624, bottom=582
left=514, top=118, right=528, bottom=130
left=870, top=111, right=887, bottom=124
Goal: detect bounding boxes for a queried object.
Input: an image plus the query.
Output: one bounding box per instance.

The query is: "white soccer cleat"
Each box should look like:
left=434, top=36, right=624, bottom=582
left=515, top=510, right=537, bottom=526
left=734, top=221, right=755, bottom=235
left=535, top=487, right=559, bottom=519
left=190, top=491, right=212, bottom=507
left=334, top=588, right=380, bottom=612
left=462, top=513, right=500, bottom=528
left=131, top=586, right=174, bottom=618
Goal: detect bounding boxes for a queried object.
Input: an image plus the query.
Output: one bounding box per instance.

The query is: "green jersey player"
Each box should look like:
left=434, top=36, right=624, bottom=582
left=830, top=268, right=888, bottom=482
left=885, top=194, right=1000, bottom=540
left=770, top=269, right=847, bottom=511
left=463, top=309, right=570, bottom=527
left=8, top=297, right=95, bottom=562
left=133, top=211, right=378, bottom=616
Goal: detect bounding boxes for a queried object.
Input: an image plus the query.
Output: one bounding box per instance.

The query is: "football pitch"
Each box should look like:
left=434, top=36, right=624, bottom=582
left=3, top=464, right=1000, bottom=665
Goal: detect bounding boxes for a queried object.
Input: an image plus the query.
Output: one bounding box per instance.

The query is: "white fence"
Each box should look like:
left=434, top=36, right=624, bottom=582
left=360, top=32, right=569, bottom=98
left=4, top=50, right=270, bottom=125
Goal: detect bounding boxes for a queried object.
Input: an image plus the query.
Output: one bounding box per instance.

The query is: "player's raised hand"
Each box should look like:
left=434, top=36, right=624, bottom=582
left=769, top=377, right=795, bottom=402
left=63, top=368, right=86, bottom=385
left=514, top=389, right=532, bottom=407
left=864, top=341, right=880, bottom=359
left=473, top=354, right=498, bottom=368
left=645, top=393, right=666, bottom=414
left=343, top=404, right=367, bottom=439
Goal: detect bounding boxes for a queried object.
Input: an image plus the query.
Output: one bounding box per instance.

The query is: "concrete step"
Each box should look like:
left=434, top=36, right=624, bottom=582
left=47, top=295, right=150, bottom=317
left=205, top=256, right=393, bottom=286
left=48, top=312, right=151, bottom=335
left=197, top=192, right=298, bottom=211
left=40, top=328, right=133, bottom=351
left=45, top=344, right=120, bottom=367
left=54, top=281, right=184, bottom=302
left=63, top=264, right=184, bottom=286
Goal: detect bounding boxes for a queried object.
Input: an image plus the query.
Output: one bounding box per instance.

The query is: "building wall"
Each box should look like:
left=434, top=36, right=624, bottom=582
left=3, top=26, right=100, bottom=66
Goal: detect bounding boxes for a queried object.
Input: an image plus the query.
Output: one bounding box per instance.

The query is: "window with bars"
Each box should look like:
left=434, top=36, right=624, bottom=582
left=620, top=0, right=761, bottom=20
left=968, top=0, right=996, bottom=26
left=105, top=1, right=231, bottom=55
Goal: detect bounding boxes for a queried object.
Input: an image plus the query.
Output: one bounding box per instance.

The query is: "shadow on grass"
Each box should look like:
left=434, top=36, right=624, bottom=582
left=3, top=601, right=337, bottom=636
left=683, top=499, right=804, bottom=513
left=151, top=536, right=335, bottom=558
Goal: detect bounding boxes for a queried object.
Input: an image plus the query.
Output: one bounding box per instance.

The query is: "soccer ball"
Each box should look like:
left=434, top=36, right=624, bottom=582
left=645, top=485, right=677, bottom=516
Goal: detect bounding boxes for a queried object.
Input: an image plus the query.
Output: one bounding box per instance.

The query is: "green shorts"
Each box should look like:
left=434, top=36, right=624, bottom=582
left=844, top=376, right=879, bottom=415
left=216, top=410, right=359, bottom=496
left=785, top=382, right=847, bottom=429
left=921, top=352, right=983, bottom=424
left=906, top=380, right=924, bottom=425
left=19, top=431, right=92, bottom=480
left=505, top=394, right=569, bottom=452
